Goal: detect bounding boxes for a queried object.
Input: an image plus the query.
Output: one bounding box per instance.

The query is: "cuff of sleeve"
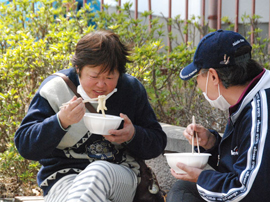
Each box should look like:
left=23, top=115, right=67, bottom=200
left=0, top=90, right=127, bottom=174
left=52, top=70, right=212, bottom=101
left=57, top=113, right=70, bottom=131
left=204, top=129, right=221, bottom=152
left=124, top=128, right=136, bottom=145
left=195, top=129, right=220, bottom=153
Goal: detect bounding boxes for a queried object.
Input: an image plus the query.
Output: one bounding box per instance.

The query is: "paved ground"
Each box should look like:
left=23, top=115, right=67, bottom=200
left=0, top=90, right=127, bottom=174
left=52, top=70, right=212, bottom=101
left=146, top=154, right=178, bottom=193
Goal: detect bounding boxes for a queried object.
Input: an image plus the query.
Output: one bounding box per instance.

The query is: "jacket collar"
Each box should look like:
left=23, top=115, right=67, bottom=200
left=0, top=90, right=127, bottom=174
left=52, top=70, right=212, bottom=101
left=230, top=69, right=270, bottom=124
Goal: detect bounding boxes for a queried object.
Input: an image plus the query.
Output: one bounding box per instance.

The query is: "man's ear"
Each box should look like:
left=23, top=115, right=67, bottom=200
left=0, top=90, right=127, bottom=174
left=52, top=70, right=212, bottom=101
left=208, top=68, right=220, bottom=86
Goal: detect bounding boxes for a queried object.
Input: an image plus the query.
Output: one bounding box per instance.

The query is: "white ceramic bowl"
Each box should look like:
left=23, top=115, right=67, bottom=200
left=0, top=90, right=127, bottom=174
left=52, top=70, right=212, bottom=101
left=83, top=113, right=123, bottom=135
left=164, top=153, right=211, bottom=174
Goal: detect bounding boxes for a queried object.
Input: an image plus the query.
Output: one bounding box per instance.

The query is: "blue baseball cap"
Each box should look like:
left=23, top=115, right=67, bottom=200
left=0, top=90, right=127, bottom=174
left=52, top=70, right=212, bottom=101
left=180, top=30, right=252, bottom=80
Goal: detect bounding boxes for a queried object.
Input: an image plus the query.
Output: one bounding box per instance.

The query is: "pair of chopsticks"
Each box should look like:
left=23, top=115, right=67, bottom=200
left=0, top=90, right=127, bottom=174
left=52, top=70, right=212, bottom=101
left=59, top=98, right=98, bottom=109
left=192, top=115, right=200, bottom=154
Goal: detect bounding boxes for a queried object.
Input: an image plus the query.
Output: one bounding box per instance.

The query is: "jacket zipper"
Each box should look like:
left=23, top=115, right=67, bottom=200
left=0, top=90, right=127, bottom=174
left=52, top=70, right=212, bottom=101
left=217, top=155, right=220, bottom=166
left=217, top=117, right=233, bottom=167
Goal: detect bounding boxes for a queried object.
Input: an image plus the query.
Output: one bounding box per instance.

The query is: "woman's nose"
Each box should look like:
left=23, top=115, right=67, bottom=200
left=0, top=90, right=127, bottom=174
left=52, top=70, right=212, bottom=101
left=96, top=80, right=105, bottom=87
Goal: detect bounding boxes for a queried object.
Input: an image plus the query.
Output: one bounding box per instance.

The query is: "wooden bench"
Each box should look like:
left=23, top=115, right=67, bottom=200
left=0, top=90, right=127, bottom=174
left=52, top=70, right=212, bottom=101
left=14, top=196, right=44, bottom=202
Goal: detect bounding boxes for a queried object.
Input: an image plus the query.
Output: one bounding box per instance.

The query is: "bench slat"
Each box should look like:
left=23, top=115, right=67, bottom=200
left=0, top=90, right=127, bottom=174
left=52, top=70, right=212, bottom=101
left=14, top=196, right=44, bottom=202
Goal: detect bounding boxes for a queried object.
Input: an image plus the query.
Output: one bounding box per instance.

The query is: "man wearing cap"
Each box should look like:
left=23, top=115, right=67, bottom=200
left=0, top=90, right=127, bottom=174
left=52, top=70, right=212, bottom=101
left=166, top=30, right=269, bottom=202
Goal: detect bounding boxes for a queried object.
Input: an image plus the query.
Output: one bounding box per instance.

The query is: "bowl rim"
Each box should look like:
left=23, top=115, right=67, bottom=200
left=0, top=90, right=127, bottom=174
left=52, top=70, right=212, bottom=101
left=164, top=153, right=211, bottom=157
left=84, top=113, right=123, bottom=120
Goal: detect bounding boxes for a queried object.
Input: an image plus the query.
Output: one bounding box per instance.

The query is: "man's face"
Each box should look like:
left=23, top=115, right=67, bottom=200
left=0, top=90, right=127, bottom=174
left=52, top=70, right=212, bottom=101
left=196, top=70, right=219, bottom=101
left=78, top=65, right=120, bottom=98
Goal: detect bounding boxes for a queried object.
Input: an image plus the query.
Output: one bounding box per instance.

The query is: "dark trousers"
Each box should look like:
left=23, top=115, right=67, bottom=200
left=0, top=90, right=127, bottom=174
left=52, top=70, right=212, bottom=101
left=166, top=180, right=205, bottom=202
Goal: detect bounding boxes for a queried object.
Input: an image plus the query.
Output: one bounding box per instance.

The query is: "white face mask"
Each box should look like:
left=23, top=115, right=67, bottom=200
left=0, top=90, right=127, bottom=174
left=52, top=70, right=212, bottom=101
left=202, top=71, right=230, bottom=111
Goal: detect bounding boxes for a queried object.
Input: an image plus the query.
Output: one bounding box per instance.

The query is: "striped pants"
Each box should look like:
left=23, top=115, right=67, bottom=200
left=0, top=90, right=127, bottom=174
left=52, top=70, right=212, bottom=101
left=44, top=161, right=138, bottom=202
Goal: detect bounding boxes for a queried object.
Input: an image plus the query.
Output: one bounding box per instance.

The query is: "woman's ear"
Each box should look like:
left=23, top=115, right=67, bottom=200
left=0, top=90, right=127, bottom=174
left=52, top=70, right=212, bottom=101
left=75, top=66, right=79, bottom=74
left=208, top=68, right=220, bottom=86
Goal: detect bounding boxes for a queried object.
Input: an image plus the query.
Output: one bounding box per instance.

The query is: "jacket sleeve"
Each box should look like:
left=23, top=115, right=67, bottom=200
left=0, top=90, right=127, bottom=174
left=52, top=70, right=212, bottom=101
left=203, top=129, right=222, bottom=170
left=196, top=99, right=268, bottom=202
left=123, top=82, right=167, bottom=160
left=14, top=93, right=67, bottom=161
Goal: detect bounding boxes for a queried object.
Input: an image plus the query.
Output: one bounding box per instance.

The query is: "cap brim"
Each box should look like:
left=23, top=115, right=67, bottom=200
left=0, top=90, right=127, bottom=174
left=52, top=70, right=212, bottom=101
left=179, top=62, right=199, bottom=80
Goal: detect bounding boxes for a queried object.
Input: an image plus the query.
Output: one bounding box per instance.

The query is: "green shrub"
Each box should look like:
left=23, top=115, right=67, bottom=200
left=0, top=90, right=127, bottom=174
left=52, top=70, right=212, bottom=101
left=0, top=0, right=269, bottom=197
left=0, top=0, right=95, bottom=196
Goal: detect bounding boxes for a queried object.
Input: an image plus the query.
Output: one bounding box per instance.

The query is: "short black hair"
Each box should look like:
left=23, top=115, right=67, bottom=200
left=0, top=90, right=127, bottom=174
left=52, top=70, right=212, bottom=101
left=72, top=30, right=132, bottom=75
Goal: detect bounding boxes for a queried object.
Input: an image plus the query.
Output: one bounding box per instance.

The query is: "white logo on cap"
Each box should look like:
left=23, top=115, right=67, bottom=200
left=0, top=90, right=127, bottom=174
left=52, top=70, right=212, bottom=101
left=223, top=54, right=230, bottom=64
left=180, top=68, right=198, bottom=79
left=232, top=39, right=245, bottom=46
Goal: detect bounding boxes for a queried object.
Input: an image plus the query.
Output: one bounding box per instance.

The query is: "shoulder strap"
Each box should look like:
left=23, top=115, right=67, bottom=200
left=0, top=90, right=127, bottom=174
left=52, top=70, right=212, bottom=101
left=53, top=72, right=97, bottom=113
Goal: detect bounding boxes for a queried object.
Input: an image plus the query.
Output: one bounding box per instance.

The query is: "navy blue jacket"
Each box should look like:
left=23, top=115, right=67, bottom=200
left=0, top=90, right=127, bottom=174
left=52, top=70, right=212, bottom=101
left=197, top=69, right=270, bottom=202
left=14, top=68, right=167, bottom=195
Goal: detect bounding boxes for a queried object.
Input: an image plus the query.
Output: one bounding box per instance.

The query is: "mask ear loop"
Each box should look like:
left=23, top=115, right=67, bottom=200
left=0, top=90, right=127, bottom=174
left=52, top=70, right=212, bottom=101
left=217, top=72, right=221, bottom=96
left=205, top=71, right=221, bottom=97
left=205, top=71, right=210, bottom=95
left=217, top=83, right=221, bottom=96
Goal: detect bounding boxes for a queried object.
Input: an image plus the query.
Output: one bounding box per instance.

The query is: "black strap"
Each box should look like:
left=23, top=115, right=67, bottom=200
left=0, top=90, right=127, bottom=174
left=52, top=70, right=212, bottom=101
left=54, top=72, right=97, bottom=113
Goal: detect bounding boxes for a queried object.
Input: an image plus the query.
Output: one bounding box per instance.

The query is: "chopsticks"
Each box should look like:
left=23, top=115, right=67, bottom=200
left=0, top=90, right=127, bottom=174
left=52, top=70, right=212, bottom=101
left=192, top=115, right=200, bottom=154
left=192, top=116, right=195, bottom=154
left=59, top=98, right=98, bottom=109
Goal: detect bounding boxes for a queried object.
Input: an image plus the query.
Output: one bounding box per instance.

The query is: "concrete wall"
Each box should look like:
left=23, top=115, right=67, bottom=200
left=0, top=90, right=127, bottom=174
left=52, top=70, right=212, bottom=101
left=104, top=0, right=269, bottom=22
left=106, top=3, right=270, bottom=48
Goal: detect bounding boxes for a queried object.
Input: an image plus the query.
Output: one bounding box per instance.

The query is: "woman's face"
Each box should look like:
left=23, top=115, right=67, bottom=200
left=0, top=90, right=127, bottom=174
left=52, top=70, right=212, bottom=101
left=78, top=65, right=120, bottom=98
